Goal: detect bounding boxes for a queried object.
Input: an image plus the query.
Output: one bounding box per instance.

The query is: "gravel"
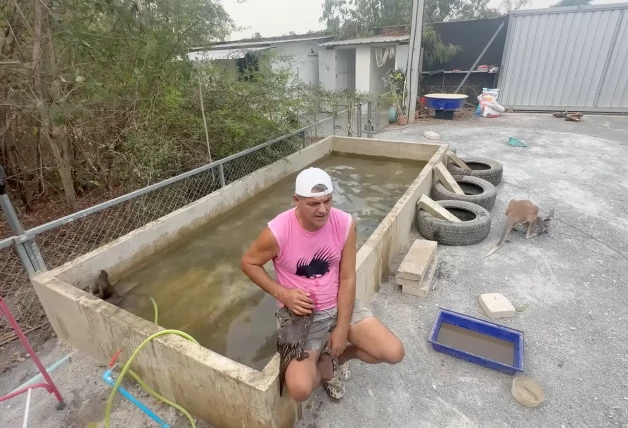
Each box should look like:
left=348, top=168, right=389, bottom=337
left=298, top=113, right=628, bottom=428
left=2, top=113, right=627, bottom=428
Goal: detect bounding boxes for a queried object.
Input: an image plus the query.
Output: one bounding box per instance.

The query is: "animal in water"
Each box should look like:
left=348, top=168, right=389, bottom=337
left=485, top=200, right=554, bottom=257
left=91, top=270, right=122, bottom=305
left=277, top=311, right=313, bottom=397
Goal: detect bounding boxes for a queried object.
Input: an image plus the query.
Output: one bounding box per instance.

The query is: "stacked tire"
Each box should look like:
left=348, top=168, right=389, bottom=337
left=417, top=156, right=503, bottom=246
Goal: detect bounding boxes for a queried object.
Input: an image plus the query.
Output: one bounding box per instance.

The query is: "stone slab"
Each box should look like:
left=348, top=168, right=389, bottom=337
left=446, top=150, right=471, bottom=170
left=400, top=255, right=439, bottom=298
left=397, top=239, right=437, bottom=282
left=424, top=131, right=440, bottom=140
left=479, top=293, right=516, bottom=319
left=434, top=163, right=465, bottom=195
left=417, top=194, right=461, bottom=222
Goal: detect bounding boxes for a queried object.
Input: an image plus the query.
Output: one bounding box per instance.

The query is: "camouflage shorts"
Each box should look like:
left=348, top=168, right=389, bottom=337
left=275, top=299, right=373, bottom=352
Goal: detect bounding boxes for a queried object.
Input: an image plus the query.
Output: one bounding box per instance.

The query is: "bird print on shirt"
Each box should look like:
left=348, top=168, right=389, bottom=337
left=295, top=246, right=339, bottom=279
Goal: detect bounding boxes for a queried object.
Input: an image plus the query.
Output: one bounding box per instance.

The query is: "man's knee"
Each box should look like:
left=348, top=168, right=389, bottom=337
left=383, top=338, right=405, bottom=364
left=285, top=376, right=315, bottom=402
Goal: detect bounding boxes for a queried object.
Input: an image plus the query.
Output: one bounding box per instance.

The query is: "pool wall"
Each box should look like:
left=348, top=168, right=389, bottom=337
left=32, top=136, right=448, bottom=428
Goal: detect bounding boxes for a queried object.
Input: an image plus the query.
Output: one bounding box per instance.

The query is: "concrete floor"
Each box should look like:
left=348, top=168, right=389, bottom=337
left=1, top=113, right=627, bottom=427
left=298, top=113, right=628, bottom=428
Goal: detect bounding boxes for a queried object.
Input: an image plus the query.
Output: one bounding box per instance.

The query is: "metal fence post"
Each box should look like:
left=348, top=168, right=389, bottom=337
left=218, top=164, right=226, bottom=187
left=332, top=113, right=336, bottom=136
left=302, top=130, right=307, bottom=148
left=376, top=96, right=381, bottom=133
left=367, top=101, right=373, bottom=138
left=356, top=102, right=362, bottom=138
left=0, top=167, right=47, bottom=273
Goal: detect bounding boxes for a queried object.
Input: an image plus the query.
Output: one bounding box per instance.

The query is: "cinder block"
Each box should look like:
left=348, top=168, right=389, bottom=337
left=424, top=131, right=440, bottom=140
left=479, top=293, right=516, bottom=319
left=397, top=239, right=437, bottom=282
left=400, top=255, right=439, bottom=298
left=417, top=195, right=461, bottom=222
left=434, top=163, right=465, bottom=195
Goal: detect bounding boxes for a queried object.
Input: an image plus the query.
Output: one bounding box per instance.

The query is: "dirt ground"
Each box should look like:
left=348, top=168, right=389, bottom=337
left=1, top=112, right=627, bottom=428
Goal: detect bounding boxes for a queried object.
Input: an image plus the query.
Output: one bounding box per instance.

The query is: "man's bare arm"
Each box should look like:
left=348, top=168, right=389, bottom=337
left=240, top=227, right=286, bottom=302
left=336, top=218, right=357, bottom=332
left=241, top=227, right=314, bottom=315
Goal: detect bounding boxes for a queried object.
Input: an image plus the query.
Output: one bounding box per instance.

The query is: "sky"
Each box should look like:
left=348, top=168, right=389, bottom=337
left=220, top=0, right=626, bottom=40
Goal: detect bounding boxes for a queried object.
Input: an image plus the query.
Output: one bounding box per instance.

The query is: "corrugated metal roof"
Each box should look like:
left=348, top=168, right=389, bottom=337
left=318, top=35, right=409, bottom=47
left=187, top=46, right=273, bottom=61
left=189, top=35, right=333, bottom=52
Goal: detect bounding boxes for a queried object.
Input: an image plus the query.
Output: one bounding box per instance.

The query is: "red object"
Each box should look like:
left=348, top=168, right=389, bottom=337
left=0, top=297, right=65, bottom=409
left=419, top=97, right=427, bottom=106
left=109, top=349, right=123, bottom=367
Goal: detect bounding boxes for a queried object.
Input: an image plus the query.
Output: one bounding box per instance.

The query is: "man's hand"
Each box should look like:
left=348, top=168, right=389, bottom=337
left=280, top=288, right=314, bottom=315
left=327, top=326, right=348, bottom=358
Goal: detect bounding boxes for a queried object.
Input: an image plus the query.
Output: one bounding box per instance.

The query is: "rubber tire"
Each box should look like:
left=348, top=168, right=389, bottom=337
left=447, top=156, right=503, bottom=186
left=431, top=175, right=497, bottom=211
left=417, top=200, right=491, bottom=246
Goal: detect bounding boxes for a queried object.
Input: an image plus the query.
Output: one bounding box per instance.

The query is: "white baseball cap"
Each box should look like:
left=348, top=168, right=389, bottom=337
left=295, top=167, right=334, bottom=197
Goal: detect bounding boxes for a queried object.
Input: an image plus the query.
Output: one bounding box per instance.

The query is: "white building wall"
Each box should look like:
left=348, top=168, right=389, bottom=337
left=318, top=48, right=336, bottom=91
left=355, top=46, right=371, bottom=93
left=270, top=40, right=324, bottom=85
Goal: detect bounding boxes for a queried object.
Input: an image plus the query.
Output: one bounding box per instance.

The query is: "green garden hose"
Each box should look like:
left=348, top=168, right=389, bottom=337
left=104, top=297, right=198, bottom=428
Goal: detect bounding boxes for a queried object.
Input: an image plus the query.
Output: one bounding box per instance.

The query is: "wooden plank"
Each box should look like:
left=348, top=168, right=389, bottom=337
left=434, top=163, right=465, bottom=195
left=446, top=150, right=471, bottom=170
left=417, top=195, right=461, bottom=222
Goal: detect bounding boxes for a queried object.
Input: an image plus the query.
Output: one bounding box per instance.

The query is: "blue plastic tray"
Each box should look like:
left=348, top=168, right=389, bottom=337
left=427, top=308, right=524, bottom=375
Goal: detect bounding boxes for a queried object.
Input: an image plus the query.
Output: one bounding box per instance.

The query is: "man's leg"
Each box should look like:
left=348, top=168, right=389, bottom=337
left=336, top=300, right=405, bottom=366
left=284, top=349, right=334, bottom=402
left=339, top=316, right=405, bottom=365
left=279, top=307, right=336, bottom=402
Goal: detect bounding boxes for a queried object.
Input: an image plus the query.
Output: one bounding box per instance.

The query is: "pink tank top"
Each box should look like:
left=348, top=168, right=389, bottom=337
left=267, top=207, right=353, bottom=311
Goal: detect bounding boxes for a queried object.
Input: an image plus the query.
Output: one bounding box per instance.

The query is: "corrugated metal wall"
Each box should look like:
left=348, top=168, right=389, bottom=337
left=498, top=4, right=628, bottom=112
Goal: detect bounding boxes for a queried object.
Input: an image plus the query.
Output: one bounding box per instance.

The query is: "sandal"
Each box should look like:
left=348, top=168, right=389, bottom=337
left=321, top=345, right=351, bottom=381
left=338, top=362, right=350, bottom=381
left=322, top=357, right=345, bottom=400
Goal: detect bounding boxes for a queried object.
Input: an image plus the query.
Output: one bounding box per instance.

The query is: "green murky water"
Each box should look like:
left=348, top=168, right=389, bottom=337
left=116, top=154, right=424, bottom=370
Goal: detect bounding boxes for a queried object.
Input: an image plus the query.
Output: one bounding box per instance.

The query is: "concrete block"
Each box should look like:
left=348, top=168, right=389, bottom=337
left=401, top=281, right=430, bottom=297
left=446, top=150, right=471, bottom=170
left=417, top=195, right=461, bottom=222
left=400, top=255, right=439, bottom=298
left=397, top=239, right=437, bottom=282
left=434, top=163, right=465, bottom=195
left=479, top=293, right=516, bottom=319
left=424, top=131, right=440, bottom=140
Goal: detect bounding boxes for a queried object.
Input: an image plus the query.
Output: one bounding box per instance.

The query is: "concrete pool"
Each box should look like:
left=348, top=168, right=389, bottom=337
left=32, top=136, right=448, bottom=428
left=115, top=153, right=425, bottom=371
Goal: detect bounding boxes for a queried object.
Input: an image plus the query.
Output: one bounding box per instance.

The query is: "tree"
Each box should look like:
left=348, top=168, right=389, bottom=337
left=1, top=0, right=234, bottom=209
left=551, top=0, right=591, bottom=7
left=321, top=0, right=513, bottom=67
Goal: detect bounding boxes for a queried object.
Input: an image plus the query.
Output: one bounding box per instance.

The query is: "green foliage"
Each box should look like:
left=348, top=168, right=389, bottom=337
left=551, top=0, right=591, bottom=7
left=1, top=0, right=339, bottom=205
left=320, top=0, right=516, bottom=68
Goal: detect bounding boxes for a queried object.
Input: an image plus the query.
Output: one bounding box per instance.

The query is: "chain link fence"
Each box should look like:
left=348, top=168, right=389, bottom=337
left=1, top=105, right=395, bottom=373
left=0, top=100, right=396, bottom=374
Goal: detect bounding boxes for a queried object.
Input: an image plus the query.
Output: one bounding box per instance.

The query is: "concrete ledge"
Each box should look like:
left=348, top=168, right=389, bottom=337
left=32, top=136, right=448, bottom=428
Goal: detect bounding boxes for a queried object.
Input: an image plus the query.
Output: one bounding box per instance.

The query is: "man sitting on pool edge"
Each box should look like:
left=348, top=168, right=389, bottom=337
left=240, top=167, right=404, bottom=401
